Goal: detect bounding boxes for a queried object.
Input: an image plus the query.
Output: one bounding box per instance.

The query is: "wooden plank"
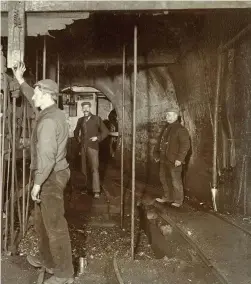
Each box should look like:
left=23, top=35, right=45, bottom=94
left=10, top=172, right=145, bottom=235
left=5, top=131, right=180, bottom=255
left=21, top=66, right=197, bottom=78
left=1, top=1, right=251, bottom=12
left=7, top=1, right=25, bottom=68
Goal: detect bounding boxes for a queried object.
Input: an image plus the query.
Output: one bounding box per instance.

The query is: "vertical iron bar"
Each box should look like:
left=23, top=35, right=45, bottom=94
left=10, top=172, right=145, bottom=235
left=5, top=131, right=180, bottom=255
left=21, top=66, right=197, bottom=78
left=120, top=44, right=125, bottom=228
left=131, top=25, right=137, bottom=260
left=57, top=53, right=60, bottom=86
left=22, top=100, right=26, bottom=235
left=212, top=48, right=223, bottom=212
left=10, top=97, right=17, bottom=248
left=43, top=36, right=46, bottom=79
left=35, top=49, right=38, bottom=82
left=4, top=140, right=11, bottom=251
left=1, top=74, right=7, bottom=217
left=57, top=53, right=60, bottom=107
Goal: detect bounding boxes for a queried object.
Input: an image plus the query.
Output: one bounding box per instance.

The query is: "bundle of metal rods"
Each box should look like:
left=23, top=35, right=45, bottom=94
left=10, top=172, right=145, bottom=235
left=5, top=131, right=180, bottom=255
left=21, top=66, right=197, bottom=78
left=1, top=69, right=33, bottom=254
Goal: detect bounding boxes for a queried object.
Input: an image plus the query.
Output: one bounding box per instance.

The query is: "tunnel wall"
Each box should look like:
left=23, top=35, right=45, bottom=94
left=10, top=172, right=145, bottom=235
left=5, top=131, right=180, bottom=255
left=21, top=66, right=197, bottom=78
left=61, top=67, right=178, bottom=185
left=61, top=11, right=251, bottom=214
left=169, top=13, right=251, bottom=213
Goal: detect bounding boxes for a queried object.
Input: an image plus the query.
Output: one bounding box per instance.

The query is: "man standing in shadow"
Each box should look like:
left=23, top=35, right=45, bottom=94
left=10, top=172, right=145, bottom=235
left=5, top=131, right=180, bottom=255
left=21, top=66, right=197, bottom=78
left=74, top=102, right=109, bottom=198
left=154, top=107, right=190, bottom=208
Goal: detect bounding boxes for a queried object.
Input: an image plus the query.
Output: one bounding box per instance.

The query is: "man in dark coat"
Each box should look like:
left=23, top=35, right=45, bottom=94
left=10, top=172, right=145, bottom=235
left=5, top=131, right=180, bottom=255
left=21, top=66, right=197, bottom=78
left=74, top=102, right=109, bottom=198
left=154, top=107, right=190, bottom=208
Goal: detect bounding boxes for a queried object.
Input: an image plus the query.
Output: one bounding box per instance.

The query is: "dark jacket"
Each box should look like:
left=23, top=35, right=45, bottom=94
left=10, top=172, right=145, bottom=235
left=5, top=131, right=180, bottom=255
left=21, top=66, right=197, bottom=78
left=155, top=121, right=190, bottom=163
left=74, top=114, right=109, bottom=150
left=20, top=82, right=69, bottom=186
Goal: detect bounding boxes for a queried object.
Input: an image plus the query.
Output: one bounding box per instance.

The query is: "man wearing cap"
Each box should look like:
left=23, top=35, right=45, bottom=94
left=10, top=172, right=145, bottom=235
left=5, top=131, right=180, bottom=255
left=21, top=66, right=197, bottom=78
left=12, top=62, right=74, bottom=284
left=154, top=106, right=190, bottom=208
left=74, top=101, right=109, bottom=198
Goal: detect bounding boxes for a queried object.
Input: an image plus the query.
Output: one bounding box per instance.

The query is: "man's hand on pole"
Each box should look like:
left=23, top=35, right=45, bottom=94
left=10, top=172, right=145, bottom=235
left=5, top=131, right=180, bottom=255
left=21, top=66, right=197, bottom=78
left=90, top=136, right=98, bottom=141
left=31, top=184, right=41, bottom=203
left=12, top=62, right=26, bottom=85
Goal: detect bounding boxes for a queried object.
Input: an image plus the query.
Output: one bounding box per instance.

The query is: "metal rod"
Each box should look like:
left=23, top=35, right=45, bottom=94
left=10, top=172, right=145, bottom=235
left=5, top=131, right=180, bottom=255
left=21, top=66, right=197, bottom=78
left=120, top=44, right=125, bottom=229
left=57, top=53, right=60, bottom=86
left=131, top=25, right=137, bottom=260
left=211, top=48, right=223, bottom=212
left=4, top=140, right=11, bottom=251
left=243, top=159, right=247, bottom=216
left=43, top=36, right=46, bottom=79
left=35, top=49, right=38, bottom=82
left=10, top=97, right=17, bottom=248
left=221, top=24, right=251, bottom=52
left=25, top=168, right=32, bottom=227
left=1, top=74, right=7, bottom=213
left=0, top=91, right=3, bottom=252
left=57, top=53, right=60, bottom=107
left=22, top=100, right=27, bottom=235
left=15, top=157, right=22, bottom=230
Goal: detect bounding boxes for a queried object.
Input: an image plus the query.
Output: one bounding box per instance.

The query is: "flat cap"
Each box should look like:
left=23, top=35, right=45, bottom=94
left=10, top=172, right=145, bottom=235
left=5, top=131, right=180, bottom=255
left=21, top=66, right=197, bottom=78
left=81, top=101, right=91, bottom=107
left=34, top=79, right=59, bottom=94
left=166, top=106, right=180, bottom=114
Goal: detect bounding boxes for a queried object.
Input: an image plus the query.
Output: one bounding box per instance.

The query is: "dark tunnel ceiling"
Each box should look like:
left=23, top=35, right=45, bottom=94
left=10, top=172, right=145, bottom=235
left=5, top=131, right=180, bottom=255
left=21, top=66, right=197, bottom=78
left=4, top=9, right=250, bottom=77
left=27, top=10, right=251, bottom=64
left=34, top=13, right=203, bottom=57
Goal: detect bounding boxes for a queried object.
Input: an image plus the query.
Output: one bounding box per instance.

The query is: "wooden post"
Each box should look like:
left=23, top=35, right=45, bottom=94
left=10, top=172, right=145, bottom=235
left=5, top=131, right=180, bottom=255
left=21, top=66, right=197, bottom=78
left=120, top=45, right=125, bottom=229
left=131, top=25, right=137, bottom=260
left=7, top=1, right=25, bottom=68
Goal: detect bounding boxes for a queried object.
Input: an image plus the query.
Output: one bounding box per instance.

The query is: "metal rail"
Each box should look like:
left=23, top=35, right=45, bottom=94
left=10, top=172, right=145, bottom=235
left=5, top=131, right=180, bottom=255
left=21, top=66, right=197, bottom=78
left=113, top=252, right=125, bottom=284
left=155, top=206, right=229, bottom=284
left=208, top=211, right=251, bottom=238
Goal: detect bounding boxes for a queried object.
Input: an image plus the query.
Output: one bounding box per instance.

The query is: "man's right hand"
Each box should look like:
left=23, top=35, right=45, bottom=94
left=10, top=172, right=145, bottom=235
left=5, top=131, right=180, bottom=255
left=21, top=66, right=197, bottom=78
left=12, top=62, right=26, bottom=85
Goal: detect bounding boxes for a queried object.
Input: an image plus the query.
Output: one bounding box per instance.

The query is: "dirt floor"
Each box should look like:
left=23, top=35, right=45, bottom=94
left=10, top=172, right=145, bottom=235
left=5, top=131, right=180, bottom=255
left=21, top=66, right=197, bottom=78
left=3, top=163, right=250, bottom=283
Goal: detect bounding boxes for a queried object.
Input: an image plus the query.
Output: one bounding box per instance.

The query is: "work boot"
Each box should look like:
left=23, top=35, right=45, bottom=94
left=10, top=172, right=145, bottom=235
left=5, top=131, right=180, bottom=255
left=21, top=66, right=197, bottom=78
left=155, top=197, right=172, bottom=204
left=44, top=276, right=74, bottom=284
left=26, top=255, right=54, bottom=274
left=94, top=193, right=100, bottom=199
left=171, top=202, right=182, bottom=208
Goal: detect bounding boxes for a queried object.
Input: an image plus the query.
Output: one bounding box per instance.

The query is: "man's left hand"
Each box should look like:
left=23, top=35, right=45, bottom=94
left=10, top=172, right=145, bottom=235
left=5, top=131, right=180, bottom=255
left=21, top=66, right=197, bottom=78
left=31, top=184, right=41, bottom=203
left=90, top=136, right=98, bottom=141
left=174, top=160, right=182, bottom=167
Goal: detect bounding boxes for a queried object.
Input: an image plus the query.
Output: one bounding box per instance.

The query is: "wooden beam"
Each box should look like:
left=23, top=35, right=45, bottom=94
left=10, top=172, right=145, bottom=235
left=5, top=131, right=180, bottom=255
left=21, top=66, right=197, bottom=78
left=7, top=1, right=25, bottom=68
left=1, top=1, right=251, bottom=12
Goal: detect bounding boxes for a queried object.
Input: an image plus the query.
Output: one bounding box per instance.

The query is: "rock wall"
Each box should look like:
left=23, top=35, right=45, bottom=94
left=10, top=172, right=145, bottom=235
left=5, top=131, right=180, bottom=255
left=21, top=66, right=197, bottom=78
left=60, top=11, right=251, bottom=214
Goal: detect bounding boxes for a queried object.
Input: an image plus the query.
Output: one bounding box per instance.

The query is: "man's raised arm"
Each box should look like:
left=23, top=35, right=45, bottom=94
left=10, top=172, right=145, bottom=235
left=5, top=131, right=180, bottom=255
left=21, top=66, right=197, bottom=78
left=12, top=62, right=38, bottom=116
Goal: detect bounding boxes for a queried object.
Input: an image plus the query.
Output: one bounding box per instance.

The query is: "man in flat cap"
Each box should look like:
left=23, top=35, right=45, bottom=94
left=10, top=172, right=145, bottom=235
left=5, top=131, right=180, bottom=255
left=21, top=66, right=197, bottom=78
left=74, top=101, right=109, bottom=198
left=12, top=62, right=74, bottom=284
left=154, top=106, right=190, bottom=208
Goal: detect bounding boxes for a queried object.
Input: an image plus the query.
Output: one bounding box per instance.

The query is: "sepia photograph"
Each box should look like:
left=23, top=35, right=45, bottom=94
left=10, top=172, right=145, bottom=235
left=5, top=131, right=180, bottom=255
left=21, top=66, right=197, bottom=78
left=1, top=1, right=251, bottom=283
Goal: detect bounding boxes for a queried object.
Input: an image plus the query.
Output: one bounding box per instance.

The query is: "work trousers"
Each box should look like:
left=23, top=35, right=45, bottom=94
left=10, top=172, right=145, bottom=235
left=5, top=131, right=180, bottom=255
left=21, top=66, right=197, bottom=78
left=34, top=168, right=74, bottom=278
left=159, top=160, right=184, bottom=205
left=81, top=147, right=100, bottom=193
